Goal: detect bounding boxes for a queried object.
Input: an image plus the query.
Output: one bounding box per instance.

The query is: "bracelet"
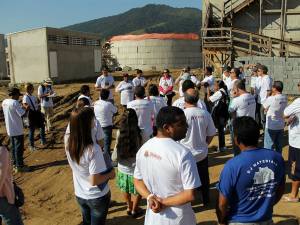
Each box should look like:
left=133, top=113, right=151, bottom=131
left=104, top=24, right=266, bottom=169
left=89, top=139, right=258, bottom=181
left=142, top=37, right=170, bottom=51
left=146, top=194, right=154, bottom=202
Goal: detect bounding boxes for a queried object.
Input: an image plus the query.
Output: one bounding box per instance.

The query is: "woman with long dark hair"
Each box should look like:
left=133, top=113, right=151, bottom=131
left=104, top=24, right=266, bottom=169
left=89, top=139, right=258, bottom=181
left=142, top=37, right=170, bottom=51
left=65, top=107, right=115, bottom=225
left=113, top=108, right=144, bottom=218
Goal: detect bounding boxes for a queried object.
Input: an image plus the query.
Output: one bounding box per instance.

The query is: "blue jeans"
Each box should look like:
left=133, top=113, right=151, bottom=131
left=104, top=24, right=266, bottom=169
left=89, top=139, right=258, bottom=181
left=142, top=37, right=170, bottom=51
left=29, top=126, right=46, bottom=147
left=0, top=197, right=24, bottom=225
left=264, top=129, right=284, bottom=153
left=76, top=192, right=111, bottom=225
left=10, top=135, right=24, bottom=168
left=102, top=126, right=113, bottom=156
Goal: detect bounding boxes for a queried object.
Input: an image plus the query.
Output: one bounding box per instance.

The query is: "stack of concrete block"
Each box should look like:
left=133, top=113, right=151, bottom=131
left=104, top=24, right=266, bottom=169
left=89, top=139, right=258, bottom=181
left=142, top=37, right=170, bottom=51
left=235, top=56, right=300, bottom=95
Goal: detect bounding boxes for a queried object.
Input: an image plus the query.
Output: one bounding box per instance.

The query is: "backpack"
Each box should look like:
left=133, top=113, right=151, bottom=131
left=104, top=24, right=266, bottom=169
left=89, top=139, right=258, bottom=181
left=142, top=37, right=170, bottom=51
left=211, top=90, right=229, bottom=128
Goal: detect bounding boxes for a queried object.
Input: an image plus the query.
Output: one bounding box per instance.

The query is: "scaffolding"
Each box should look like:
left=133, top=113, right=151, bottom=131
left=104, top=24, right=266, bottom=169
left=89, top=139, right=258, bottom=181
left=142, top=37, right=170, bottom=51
left=202, top=0, right=300, bottom=69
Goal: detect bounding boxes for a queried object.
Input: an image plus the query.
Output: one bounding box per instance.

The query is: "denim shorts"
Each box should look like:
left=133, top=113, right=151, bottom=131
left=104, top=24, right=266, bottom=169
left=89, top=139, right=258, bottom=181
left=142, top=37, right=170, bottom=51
left=288, top=146, right=300, bottom=181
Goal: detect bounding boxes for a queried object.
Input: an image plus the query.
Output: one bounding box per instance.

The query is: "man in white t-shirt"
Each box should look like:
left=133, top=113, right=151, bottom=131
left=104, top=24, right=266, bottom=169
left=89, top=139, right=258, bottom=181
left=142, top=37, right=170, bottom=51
left=263, top=81, right=287, bottom=154
left=222, top=66, right=232, bottom=88
left=132, top=69, right=148, bottom=88
left=202, top=66, right=215, bottom=112
left=180, top=89, right=216, bottom=206
left=78, top=85, right=93, bottom=106
left=115, top=73, right=134, bottom=107
left=283, top=81, right=300, bottom=202
left=94, top=89, right=118, bottom=156
left=173, top=80, right=207, bottom=111
left=134, top=106, right=201, bottom=225
left=38, top=78, right=56, bottom=132
left=175, top=68, right=192, bottom=97
left=95, top=67, right=115, bottom=104
left=250, top=67, right=258, bottom=96
left=146, top=84, right=167, bottom=135
left=127, top=86, right=154, bottom=140
left=229, top=80, right=256, bottom=120
left=2, top=88, right=30, bottom=173
left=229, top=80, right=256, bottom=156
left=257, top=65, right=273, bottom=130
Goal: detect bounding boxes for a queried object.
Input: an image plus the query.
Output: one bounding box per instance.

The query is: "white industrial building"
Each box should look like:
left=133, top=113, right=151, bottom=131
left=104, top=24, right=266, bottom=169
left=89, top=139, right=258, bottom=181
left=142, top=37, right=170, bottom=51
left=7, top=27, right=102, bottom=84
left=110, top=33, right=202, bottom=70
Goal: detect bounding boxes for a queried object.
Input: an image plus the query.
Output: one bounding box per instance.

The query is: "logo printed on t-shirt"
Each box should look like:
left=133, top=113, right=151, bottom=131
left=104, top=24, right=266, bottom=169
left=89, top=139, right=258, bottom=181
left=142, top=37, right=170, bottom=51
left=246, top=163, right=278, bottom=201
left=144, top=150, right=162, bottom=160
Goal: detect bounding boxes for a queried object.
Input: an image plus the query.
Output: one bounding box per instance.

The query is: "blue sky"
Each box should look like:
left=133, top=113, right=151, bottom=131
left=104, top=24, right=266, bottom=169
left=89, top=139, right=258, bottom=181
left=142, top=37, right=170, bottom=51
left=0, top=0, right=201, bottom=34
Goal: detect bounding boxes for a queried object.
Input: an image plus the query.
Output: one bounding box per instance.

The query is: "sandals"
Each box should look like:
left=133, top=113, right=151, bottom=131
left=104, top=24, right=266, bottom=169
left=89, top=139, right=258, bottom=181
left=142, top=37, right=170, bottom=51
left=131, top=209, right=144, bottom=218
left=283, top=196, right=299, bottom=203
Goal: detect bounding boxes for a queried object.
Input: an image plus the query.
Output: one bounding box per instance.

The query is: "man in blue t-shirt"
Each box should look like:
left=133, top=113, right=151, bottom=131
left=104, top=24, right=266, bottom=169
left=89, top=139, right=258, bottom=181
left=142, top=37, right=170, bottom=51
left=216, top=116, right=285, bottom=225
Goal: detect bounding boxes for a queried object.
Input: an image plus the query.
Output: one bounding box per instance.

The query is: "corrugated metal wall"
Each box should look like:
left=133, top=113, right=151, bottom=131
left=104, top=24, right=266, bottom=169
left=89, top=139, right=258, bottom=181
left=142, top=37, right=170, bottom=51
left=110, top=39, right=202, bottom=70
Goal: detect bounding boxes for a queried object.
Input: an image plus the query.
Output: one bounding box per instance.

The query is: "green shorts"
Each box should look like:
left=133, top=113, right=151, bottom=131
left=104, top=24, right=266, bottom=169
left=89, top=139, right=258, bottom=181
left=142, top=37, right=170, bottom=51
left=116, top=171, right=138, bottom=195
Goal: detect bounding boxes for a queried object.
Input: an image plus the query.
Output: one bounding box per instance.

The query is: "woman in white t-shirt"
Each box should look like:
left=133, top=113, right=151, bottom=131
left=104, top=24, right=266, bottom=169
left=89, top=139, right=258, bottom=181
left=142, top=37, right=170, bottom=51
left=207, top=80, right=229, bottom=152
left=65, top=107, right=115, bottom=225
left=115, top=73, right=134, bottom=108
left=159, top=69, right=174, bottom=106
left=146, top=84, right=167, bottom=136
left=112, top=109, right=144, bottom=218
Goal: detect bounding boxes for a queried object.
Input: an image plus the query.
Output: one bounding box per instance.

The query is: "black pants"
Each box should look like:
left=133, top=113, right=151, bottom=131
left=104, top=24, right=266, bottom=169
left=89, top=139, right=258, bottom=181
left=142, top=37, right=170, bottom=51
left=160, top=94, right=173, bottom=106
left=218, top=125, right=225, bottom=149
left=256, top=102, right=262, bottom=129
left=196, top=157, right=210, bottom=205
left=204, top=92, right=213, bottom=113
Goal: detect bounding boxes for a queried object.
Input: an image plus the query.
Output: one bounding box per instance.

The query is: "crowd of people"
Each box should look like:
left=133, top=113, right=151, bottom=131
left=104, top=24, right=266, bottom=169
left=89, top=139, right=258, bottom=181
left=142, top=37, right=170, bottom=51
left=0, top=64, right=300, bottom=225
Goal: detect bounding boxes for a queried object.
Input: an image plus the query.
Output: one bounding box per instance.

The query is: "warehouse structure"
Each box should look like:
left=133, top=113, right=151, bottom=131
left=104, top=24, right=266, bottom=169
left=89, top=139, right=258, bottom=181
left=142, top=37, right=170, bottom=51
left=7, top=27, right=102, bottom=84
left=110, top=33, right=202, bottom=71
left=0, top=34, right=7, bottom=80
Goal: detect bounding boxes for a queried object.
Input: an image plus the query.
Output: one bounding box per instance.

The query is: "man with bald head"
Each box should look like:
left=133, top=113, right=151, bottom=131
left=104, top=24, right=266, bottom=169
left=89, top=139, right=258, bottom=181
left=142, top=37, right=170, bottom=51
left=180, top=88, right=216, bottom=206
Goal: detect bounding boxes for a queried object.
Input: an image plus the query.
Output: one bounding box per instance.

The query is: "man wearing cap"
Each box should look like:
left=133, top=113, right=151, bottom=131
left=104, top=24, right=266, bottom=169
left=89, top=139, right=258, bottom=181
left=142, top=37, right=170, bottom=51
left=2, top=88, right=30, bottom=172
left=95, top=67, right=115, bottom=104
left=175, top=68, right=192, bottom=97
left=38, top=78, right=56, bottom=132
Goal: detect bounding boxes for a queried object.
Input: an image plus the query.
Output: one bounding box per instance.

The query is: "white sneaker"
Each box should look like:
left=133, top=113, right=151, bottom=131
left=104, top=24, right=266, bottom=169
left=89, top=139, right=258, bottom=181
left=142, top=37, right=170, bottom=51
left=29, top=146, right=36, bottom=152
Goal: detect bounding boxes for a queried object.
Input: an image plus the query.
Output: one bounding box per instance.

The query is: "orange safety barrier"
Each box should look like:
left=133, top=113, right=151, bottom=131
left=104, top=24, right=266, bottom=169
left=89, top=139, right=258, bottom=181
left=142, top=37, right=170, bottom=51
left=110, top=33, right=200, bottom=42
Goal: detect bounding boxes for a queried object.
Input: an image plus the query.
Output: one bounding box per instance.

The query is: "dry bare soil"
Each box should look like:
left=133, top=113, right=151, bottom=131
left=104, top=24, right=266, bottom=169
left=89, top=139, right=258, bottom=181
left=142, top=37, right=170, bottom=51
left=0, top=71, right=299, bottom=225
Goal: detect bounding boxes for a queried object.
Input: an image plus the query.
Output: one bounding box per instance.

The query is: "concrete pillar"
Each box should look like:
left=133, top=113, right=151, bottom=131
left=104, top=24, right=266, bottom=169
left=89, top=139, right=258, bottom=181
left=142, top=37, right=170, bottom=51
left=0, top=34, right=7, bottom=80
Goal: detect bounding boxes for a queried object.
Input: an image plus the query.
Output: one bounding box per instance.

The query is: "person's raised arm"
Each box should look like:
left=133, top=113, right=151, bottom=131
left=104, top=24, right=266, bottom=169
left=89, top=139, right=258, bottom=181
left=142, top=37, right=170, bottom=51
left=115, top=82, right=123, bottom=93
left=206, top=87, right=211, bottom=101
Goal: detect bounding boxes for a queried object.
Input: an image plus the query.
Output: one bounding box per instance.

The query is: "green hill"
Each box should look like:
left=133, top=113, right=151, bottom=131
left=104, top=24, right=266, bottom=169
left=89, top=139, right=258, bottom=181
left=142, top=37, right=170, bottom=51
left=64, top=4, right=201, bottom=40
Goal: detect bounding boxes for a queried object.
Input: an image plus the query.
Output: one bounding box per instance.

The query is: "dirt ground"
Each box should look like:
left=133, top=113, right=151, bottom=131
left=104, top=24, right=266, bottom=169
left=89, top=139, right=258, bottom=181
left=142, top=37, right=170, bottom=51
left=0, top=71, right=299, bottom=225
